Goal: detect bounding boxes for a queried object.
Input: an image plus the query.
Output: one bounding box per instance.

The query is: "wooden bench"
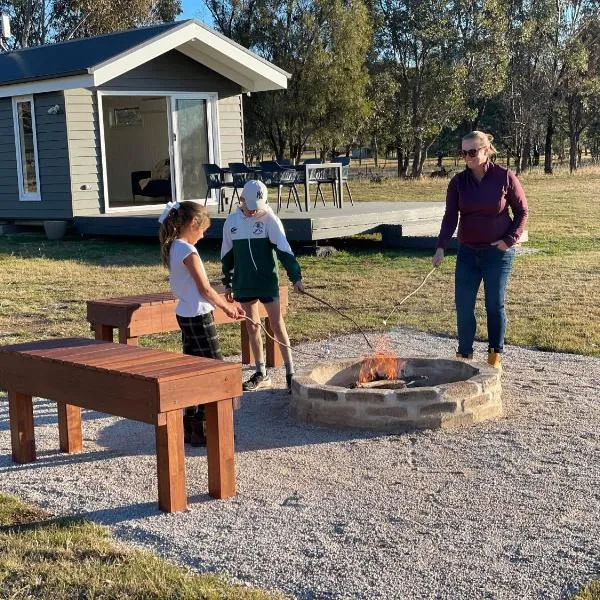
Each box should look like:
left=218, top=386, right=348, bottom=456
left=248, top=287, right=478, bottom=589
left=0, top=338, right=242, bottom=513
left=86, top=285, right=289, bottom=368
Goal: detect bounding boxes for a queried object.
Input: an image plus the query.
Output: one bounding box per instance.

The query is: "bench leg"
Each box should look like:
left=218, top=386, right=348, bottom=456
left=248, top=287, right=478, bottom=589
left=8, top=391, right=36, bottom=463
left=118, top=328, right=138, bottom=345
left=205, top=399, right=236, bottom=499
left=265, top=317, right=284, bottom=368
left=155, top=411, right=187, bottom=513
left=93, top=324, right=114, bottom=342
left=57, top=403, right=82, bottom=453
left=240, top=321, right=253, bottom=365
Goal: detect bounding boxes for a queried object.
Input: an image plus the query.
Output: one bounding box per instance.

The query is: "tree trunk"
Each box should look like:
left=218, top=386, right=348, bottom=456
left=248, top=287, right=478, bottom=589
left=544, top=113, right=554, bottom=174
left=411, top=137, right=423, bottom=178
left=522, top=137, right=532, bottom=172
left=372, top=136, right=379, bottom=168
left=402, top=153, right=410, bottom=177
left=397, top=147, right=404, bottom=178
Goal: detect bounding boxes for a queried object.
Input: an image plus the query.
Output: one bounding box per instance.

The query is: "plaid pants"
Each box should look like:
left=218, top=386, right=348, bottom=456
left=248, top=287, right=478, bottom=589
left=177, top=312, right=222, bottom=419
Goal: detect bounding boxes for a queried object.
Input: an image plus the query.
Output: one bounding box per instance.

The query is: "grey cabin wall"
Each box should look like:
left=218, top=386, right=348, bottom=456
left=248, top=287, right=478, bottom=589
left=64, top=88, right=104, bottom=216
left=0, top=92, right=72, bottom=220
left=65, top=50, right=246, bottom=216
left=100, top=50, right=245, bottom=165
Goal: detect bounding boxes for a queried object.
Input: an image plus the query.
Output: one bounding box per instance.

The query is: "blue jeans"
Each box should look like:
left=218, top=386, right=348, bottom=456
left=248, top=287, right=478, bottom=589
left=455, top=245, right=515, bottom=356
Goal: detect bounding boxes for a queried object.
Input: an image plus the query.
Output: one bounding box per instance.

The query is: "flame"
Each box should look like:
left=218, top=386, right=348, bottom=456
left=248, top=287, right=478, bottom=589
left=358, top=334, right=405, bottom=384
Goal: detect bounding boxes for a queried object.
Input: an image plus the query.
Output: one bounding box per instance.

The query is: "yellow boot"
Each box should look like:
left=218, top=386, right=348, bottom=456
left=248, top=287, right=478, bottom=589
left=487, top=350, right=502, bottom=370
left=456, top=352, right=473, bottom=360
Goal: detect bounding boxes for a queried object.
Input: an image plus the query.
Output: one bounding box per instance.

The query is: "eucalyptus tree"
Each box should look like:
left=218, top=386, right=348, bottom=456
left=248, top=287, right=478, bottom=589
left=376, top=0, right=507, bottom=177
left=0, top=0, right=180, bottom=48
left=207, top=0, right=372, bottom=161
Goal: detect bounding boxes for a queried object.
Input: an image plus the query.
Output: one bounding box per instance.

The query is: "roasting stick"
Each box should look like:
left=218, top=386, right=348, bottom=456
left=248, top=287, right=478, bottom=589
left=382, top=267, right=438, bottom=326
left=240, top=267, right=439, bottom=360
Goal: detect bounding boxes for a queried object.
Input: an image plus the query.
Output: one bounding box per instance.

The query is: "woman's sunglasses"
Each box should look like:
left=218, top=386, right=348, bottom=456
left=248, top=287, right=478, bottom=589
left=460, top=148, right=485, bottom=158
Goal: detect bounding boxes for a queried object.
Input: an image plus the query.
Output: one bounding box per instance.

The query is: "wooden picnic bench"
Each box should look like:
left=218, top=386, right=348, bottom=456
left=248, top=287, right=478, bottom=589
left=86, top=285, right=288, bottom=368
left=0, top=338, right=242, bottom=513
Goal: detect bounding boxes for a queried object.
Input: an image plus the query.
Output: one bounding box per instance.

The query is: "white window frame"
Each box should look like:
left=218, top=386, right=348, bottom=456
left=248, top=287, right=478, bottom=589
left=97, top=90, right=221, bottom=213
left=12, top=95, right=42, bottom=202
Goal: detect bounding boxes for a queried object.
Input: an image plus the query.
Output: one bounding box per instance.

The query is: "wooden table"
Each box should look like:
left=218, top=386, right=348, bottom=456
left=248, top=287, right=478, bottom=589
left=86, top=285, right=288, bottom=367
left=0, top=338, right=242, bottom=513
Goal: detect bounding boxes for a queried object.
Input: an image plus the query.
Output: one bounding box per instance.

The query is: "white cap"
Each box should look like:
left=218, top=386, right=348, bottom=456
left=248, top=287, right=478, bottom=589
left=241, top=180, right=268, bottom=210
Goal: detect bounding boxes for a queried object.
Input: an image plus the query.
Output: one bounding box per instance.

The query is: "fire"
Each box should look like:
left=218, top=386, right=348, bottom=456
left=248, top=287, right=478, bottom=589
left=358, top=335, right=405, bottom=384
left=358, top=352, right=402, bottom=383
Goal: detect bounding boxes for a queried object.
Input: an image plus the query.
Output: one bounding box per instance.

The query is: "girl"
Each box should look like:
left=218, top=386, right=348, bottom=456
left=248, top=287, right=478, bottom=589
left=159, top=201, right=245, bottom=446
left=433, top=131, right=529, bottom=370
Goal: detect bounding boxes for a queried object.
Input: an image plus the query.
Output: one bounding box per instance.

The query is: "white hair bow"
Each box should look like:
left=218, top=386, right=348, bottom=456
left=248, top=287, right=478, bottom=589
left=158, top=200, right=180, bottom=224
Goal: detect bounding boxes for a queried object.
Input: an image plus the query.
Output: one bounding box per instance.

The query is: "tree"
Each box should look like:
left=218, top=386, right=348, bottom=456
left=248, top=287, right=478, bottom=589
left=376, top=0, right=506, bottom=177
left=0, top=0, right=181, bottom=48
left=206, top=0, right=372, bottom=161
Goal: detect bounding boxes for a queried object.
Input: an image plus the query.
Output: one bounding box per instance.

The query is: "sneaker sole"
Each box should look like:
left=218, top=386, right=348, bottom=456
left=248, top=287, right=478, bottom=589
left=243, top=379, right=273, bottom=392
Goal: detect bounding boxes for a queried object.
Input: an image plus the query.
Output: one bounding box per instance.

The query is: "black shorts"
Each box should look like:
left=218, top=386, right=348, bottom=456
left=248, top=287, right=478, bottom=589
left=176, top=312, right=222, bottom=360
left=236, top=296, right=276, bottom=304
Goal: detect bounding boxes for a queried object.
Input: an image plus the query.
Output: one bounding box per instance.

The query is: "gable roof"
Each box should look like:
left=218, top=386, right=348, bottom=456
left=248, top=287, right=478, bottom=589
left=0, top=19, right=290, bottom=97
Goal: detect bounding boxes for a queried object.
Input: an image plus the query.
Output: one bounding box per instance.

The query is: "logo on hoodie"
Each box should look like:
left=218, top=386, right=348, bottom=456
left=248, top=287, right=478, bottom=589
left=252, top=222, right=264, bottom=235
left=230, top=227, right=237, bottom=233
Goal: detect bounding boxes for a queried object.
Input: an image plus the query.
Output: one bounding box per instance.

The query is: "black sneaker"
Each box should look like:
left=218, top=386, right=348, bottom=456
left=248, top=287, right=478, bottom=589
left=286, top=373, right=294, bottom=393
left=243, top=372, right=272, bottom=391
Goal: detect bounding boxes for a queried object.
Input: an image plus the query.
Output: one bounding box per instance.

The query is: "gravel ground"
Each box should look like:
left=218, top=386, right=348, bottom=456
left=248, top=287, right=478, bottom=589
left=1, top=328, right=599, bottom=600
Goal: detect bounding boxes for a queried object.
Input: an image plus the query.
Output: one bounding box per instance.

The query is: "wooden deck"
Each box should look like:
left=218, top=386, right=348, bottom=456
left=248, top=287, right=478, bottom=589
left=74, top=201, right=445, bottom=242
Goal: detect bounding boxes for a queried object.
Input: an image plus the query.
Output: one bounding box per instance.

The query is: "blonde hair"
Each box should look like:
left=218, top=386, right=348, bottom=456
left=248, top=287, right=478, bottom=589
left=159, top=201, right=210, bottom=269
left=462, top=130, right=497, bottom=156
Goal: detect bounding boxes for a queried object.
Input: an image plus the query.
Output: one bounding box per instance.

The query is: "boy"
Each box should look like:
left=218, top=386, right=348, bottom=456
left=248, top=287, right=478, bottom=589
left=221, top=180, right=304, bottom=391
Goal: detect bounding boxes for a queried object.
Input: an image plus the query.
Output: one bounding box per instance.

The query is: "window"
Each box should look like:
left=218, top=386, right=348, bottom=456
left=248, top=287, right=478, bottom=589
left=12, top=96, right=41, bottom=201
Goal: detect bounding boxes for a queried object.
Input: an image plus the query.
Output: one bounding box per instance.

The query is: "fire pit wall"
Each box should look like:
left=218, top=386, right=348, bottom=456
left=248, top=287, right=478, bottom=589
left=290, top=358, right=502, bottom=431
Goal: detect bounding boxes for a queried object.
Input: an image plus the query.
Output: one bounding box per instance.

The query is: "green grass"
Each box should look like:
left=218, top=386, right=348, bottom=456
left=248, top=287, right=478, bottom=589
left=0, top=493, right=281, bottom=599
left=0, top=166, right=598, bottom=357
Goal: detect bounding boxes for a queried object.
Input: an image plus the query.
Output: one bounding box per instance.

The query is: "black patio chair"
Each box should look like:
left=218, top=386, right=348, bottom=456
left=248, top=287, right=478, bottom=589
left=258, top=161, right=302, bottom=213
left=202, top=163, right=233, bottom=212
left=332, top=156, right=354, bottom=206
left=228, top=163, right=253, bottom=213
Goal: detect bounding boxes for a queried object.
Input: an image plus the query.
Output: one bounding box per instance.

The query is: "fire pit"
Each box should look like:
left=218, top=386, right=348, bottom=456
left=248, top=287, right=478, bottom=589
left=290, top=356, right=502, bottom=431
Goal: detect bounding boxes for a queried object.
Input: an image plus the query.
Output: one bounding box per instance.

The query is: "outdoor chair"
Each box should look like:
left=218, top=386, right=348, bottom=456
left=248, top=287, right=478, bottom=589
left=202, top=163, right=233, bottom=212
left=228, top=163, right=253, bottom=213
left=301, top=159, right=338, bottom=208
left=258, top=161, right=302, bottom=213
left=333, top=156, right=354, bottom=205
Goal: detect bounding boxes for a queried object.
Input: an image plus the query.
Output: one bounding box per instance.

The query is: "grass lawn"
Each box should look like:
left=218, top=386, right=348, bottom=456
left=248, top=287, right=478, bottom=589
left=0, top=166, right=598, bottom=357
left=0, top=167, right=598, bottom=597
left=0, top=494, right=280, bottom=599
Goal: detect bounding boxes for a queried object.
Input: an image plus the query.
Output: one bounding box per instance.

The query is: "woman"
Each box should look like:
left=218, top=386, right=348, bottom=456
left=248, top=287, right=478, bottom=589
left=432, top=131, right=529, bottom=369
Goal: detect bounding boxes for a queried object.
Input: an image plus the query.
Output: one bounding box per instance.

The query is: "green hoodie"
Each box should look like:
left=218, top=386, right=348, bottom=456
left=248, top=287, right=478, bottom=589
left=220, top=206, right=301, bottom=298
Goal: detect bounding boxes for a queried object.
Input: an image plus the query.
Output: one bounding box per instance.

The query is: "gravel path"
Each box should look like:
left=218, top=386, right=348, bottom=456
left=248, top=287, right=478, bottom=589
left=1, top=328, right=599, bottom=599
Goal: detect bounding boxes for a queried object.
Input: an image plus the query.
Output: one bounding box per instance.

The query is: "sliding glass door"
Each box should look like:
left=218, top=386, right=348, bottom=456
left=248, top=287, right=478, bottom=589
left=171, top=95, right=215, bottom=203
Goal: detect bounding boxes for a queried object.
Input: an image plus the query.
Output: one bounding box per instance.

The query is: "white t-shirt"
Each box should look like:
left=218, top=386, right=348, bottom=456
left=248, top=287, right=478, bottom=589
left=169, top=239, right=214, bottom=317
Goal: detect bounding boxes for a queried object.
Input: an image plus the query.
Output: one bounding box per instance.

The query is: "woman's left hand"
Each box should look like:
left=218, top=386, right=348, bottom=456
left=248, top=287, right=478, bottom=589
left=491, top=240, right=510, bottom=252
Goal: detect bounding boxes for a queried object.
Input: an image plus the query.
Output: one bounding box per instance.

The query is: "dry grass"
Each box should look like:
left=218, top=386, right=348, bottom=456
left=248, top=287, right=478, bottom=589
left=0, top=167, right=598, bottom=357
left=0, top=494, right=280, bottom=600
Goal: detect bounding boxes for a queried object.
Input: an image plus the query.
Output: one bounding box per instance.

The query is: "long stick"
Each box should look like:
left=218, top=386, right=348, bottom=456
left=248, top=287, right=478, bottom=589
left=300, top=290, right=374, bottom=349
left=382, top=267, right=438, bottom=325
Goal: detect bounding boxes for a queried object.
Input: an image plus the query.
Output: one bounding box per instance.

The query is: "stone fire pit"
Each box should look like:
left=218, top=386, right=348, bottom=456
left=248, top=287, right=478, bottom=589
left=290, top=357, right=502, bottom=431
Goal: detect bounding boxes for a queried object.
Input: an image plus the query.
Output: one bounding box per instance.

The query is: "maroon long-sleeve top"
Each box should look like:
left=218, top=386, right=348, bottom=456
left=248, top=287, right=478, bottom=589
left=436, top=162, right=529, bottom=250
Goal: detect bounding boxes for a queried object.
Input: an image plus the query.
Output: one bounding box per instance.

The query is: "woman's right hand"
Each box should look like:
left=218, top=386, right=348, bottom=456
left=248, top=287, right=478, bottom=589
left=432, top=248, right=445, bottom=267
left=224, top=288, right=234, bottom=303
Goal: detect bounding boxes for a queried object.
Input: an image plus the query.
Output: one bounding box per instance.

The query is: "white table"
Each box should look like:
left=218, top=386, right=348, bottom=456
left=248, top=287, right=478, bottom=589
left=303, top=162, right=344, bottom=212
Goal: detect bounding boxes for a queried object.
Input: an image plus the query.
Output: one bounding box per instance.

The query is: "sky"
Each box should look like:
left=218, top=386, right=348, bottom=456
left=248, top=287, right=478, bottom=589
left=180, top=0, right=214, bottom=26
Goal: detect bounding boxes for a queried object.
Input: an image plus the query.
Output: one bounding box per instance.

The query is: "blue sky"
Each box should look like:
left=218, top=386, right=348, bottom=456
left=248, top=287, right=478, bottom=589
left=180, top=0, right=214, bottom=26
